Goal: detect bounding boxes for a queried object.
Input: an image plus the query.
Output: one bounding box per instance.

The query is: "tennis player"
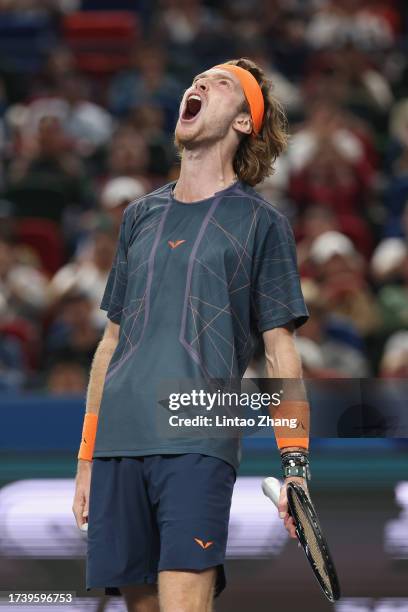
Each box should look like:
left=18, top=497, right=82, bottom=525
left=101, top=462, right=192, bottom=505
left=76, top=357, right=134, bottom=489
left=73, top=58, right=310, bottom=612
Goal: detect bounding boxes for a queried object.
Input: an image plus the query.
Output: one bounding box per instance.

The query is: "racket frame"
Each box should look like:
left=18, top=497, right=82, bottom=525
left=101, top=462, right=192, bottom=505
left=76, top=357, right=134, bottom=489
left=286, top=482, right=341, bottom=602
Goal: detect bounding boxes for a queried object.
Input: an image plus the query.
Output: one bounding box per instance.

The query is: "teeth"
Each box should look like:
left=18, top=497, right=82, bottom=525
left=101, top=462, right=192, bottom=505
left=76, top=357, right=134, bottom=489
left=188, top=95, right=201, bottom=101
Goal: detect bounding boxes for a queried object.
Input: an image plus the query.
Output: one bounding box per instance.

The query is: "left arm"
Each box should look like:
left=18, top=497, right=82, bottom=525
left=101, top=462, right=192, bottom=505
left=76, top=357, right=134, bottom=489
left=263, top=323, right=310, bottom=539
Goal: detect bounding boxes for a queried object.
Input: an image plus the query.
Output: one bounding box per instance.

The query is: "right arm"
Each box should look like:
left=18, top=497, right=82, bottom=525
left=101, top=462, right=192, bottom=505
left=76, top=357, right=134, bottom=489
left=72, top=319, right=119, bottom=528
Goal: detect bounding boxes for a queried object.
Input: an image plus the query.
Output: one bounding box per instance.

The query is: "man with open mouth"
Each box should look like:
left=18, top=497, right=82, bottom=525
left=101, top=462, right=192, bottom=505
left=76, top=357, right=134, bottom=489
left=73, top=58, right=310, bottom=612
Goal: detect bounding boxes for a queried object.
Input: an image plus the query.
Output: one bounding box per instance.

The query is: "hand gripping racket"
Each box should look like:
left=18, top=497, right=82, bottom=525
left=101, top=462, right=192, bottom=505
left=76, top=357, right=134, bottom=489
left=262, top=477, right=341, bottom=602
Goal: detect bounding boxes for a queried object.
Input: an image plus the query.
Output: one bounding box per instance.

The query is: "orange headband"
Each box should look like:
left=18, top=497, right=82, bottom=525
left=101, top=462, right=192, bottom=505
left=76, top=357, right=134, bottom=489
left=214, top=63, right=265, bottom=135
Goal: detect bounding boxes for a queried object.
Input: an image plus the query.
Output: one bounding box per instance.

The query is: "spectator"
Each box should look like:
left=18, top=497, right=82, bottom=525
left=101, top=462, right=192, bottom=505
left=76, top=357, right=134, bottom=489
left=296, top=206, right=340, bottom=270
left=106, top=126, right=151, bottom=188
left=126, top=104, right=175, bottom=178
left=293, top=336, right=347, bottom=378
left=298, top=278, right=370, bottom=376
left=48, top=227, right=117, bottom=327
left=0, top=76, right=8, bottom=188
left=46, top=357, right=88, bottom=395
left=0, top=0, right=408, bottom=387
left=0, top=231, right=47, bottom=320
left=100, top=176, right=147, bottom=232
left=309, top=231, right=381, bottom=336
left=371, top=238, right=408, bottom=334
left=55, top=72, right=114, bottom=156
left=379, top=331, right=408, bottom=378
left=305, top=0, right=397, bottom=51
left=32, top=45, right=76, bottom=97
left=6, top=115, right=94, bottom=221
left=0, top=331, right=25, bottom=392
left=108, top=44, right=181, bottom=132
left=261, top=3, right=311, bottom=83
left=288, top=102, right=375, bottom=218
left=384, top=100, right=408, bottom=236
left=14, top=72, right=113, bottom=159
left=371, top=238, right=408, bottom=283
left=45, top=291, right=102, bottom=369
left=152, top=0, right=227, bottom=77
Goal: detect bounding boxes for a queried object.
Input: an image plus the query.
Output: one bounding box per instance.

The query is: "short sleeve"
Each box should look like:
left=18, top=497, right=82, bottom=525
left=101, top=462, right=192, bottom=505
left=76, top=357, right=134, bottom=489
left=100, top=209, right=130, bottom=324
left=251, top=215, right=309, bottom=333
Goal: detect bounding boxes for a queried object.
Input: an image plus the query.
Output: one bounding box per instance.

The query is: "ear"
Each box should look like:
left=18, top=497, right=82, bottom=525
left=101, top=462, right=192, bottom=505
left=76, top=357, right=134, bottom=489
left=232, top=112, right=252, bottom=136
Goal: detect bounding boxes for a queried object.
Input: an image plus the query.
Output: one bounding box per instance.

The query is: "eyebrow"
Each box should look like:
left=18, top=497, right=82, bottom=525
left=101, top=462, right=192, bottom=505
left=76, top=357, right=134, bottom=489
left=192, top=71, right=235, bottom=84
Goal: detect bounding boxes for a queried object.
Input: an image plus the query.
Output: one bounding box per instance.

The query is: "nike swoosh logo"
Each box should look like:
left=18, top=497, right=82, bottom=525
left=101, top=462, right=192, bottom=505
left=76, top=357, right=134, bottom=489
left=168, top=240, right=186, bottom=249
left=194, top=538, right=214, bottom=549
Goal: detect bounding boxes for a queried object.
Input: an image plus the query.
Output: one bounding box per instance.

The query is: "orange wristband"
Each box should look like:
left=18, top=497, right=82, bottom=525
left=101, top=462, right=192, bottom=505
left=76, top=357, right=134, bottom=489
left=276, top=437, right=309, bottom=451
left=273, top=400, right=310, bottom=451
left=78, top=413, right=98, bottom=461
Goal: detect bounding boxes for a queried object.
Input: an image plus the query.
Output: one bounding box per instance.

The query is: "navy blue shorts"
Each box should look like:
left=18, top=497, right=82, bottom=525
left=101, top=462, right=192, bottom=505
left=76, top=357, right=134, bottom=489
left=86, top=454, right=236, bottom=598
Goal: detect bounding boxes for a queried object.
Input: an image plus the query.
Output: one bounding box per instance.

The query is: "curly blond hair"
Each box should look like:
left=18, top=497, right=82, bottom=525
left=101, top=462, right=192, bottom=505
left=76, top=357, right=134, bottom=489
left=228, top=57, right=289, bottom=186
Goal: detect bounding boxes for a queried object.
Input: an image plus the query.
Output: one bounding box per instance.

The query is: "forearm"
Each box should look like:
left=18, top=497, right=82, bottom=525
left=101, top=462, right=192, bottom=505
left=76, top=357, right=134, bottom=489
left=85, top=336, right=117, bottom=415
left=264, top=331, right=302, bottom=379
left=77, top=320, right=119, bottom=466
left=263, top=326, right=309, bottom=453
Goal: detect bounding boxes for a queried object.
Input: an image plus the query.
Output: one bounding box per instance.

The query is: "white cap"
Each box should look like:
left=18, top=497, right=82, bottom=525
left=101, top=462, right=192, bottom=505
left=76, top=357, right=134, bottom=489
left=300, top=278, right=321, bottom=306
left=371, top=238, right=407, bottom=277
left=310, top=231, right=355, bottom=264
left=381, top=331, right=408, bottom=373
left=101, top=177, right=146, bottom=209
left=383, top=331, right=408, bottom=356
left=390, top=99, right=408, bottom=148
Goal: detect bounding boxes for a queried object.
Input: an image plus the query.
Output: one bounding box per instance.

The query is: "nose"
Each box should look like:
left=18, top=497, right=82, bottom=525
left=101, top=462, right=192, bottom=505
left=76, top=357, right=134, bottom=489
left=195, top=78, right=208, bottom=93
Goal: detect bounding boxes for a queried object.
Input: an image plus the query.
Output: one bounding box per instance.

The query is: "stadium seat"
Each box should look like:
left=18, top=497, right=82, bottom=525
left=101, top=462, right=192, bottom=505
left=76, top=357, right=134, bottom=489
left=0, top=318, right=39, bottom=371
left=0, top=13, right=55, bottom=74
left=63, top=11, right=138, bottom=75
left=4, top=182, right=69, bottom=224
left=16, top=218, right=65, bottom=276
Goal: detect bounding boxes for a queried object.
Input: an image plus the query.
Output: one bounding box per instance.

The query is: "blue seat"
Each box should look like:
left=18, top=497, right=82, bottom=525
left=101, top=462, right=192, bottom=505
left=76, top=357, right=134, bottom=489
left=0, top=13, right=55, bottom=73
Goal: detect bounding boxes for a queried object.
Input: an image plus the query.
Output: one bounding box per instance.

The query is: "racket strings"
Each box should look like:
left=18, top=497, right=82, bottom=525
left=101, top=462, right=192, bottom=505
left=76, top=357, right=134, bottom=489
left=291, top=494, right=332, bottom=592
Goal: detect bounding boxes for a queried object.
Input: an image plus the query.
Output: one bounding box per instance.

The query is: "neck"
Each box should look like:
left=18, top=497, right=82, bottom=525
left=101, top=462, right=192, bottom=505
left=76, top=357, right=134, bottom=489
left=174, top=144, right=237, bottom=203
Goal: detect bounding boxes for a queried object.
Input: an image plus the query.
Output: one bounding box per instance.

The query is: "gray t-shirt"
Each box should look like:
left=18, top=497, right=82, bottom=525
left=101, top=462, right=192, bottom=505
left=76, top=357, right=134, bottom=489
left=93, top=180, right=309, bottom=470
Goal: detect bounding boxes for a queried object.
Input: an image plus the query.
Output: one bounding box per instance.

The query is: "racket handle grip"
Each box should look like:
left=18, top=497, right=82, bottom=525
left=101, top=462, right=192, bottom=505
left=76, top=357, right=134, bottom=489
left=262, top=477, right=282, bottom=508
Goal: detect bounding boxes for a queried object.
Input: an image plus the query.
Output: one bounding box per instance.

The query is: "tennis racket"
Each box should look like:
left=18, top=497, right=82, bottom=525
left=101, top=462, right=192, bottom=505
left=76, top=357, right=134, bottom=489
left=262, top=477, right=341, bottom=602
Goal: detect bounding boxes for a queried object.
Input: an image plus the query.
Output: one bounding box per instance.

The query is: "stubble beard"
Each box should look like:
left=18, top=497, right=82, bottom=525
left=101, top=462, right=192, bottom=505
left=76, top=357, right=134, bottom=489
left=174, top=121, right=207, bottom=151
left=174, top=117, right=231, bottom=154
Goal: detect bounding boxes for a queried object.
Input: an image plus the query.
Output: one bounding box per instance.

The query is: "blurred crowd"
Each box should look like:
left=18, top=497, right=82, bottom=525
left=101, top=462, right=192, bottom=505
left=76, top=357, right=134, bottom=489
left=0, top=0, right=408, bottom=394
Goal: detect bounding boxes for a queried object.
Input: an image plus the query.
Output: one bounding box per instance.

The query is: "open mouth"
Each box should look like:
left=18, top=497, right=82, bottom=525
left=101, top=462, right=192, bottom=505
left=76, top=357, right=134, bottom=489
left=182, top=94, right=202, bottom=121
